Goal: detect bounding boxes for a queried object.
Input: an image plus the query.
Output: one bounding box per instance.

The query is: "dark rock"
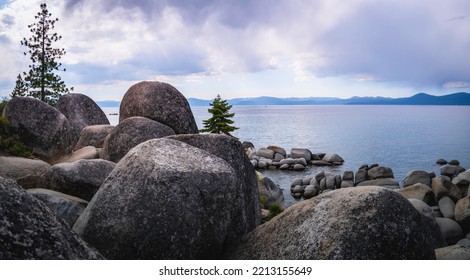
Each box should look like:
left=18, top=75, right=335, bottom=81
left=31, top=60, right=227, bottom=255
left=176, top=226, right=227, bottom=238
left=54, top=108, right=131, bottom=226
left=257, top=173, right=285, bottom=209
left=403, top=170, right=432, bottom=187
left=101, top=116, right=175, bottom=162
left=74, top=125, right=115, bottom=150
left=291, top=178, right=303, bottom=187
left=303, top=185, right=319, bottom=199
left=56, top=93, right=110, bottom=143
left=3, top=97, right=75, bottom=160
left=453, top=170, right=470, bottom=190
left=290, top=148, right=312, bottom=161
left=74, top=138, right=247, bottom=259
left=242, top=141, right=254, bottom=150
left=397, top=183, right=436, bottom=206
left=314, top=171, right=326, bottom=183
left=436, top=217, right=463, bottom=245
left=0, top=177, right=103, bottom=259
left=436, top=159, right=448, bottom=165
left=449, top=159, right=460, bottom=166
left=432, top=176, right=452, bottom=200
left=441, top=165, right=458, bottom=178
left=119, top=81, right=198, bottom=134
left=0, top=156, right=51, bottom=189
left=436, top=244, right=470, bottom=260
left=26, top=188, right=88, bottom=227
left=322, top=153, right=344, bottom=163
left=455, top=197, right=470, bottom=232
left=39, top=159, right=116, bottom=201
left=355, top=169, right=368, bottom=185
left=367, top=166, right=394, bottom=180
left=228, top=186, right=445, bottom=259
left=257, top=148, right=275, bottom=159
left=342, top=171, right=354, bottom=181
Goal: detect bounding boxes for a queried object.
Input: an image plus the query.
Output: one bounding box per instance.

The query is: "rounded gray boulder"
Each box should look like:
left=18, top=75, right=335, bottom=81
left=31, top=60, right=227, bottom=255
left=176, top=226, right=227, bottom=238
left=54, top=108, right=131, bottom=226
left=0, top=156, right=51, bottom=189
left=73, top=138, right=241, bottom=259
left=119, top=81, right=198, bottom=134
left=74, top=125, right=115, bottom=150
left=0, top=177, right=103, bottom=259
left=101, top=116, right=175, bottom=162
left=3, top=97, right=75, bottom=160
left=39, top=159, right=116, bottom=201
left=228, top=186, right=445, bottom=259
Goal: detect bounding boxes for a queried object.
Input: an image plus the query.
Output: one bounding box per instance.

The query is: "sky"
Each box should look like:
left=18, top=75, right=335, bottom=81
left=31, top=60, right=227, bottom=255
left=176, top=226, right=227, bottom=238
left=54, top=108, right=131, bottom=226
left=0, top=0, right=469, bottom=101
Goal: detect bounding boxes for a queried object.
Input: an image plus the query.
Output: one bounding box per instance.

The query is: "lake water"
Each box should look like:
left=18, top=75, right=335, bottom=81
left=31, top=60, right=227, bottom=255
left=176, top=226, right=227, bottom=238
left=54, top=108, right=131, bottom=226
left=102, top=105, right=470, bottom=207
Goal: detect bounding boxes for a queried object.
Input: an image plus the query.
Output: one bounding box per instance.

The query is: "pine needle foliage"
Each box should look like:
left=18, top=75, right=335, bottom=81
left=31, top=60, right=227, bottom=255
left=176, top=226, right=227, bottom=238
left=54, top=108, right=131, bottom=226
left=200, top=94, right=239, bottom=138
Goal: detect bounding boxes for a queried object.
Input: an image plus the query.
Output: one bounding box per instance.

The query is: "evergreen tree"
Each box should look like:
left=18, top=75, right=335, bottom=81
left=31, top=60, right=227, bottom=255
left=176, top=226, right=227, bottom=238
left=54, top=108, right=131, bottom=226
left=200, top=94, right=239, bottom=137
left=20, top=3, right=72, bottom=106
left=10, top=74, right=28, bottom=98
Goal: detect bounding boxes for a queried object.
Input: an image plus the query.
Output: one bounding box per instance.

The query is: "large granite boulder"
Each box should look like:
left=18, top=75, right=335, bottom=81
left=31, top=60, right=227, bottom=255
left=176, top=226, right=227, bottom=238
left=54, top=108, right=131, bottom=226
left=290, top=148, right=312, bottom=161
left=3, top=97, right=75, bottom=160
left=39, top=159, right=116, bottom=201
left=403, top=170, right=432, bottom=187
left=408, top=198, right=435, bottom=219
left=436, top=217, right=463, bottom=245
left=56, top=93, right=110, bottom=144
left=166, top=134, right=261, bottom=238
left=397, top=183, right=436, bottom=206
left=322, top=153, right=344, bottom=164
left=73, top=138, right=243, bottom=259
left=119, top=81, right=198, bottom=134
left=0, top=177, right=103, bottom=259
left=74, top=125, right=115, bottom=150
left=367, top=166, right=394, bottom=180
left=101, top=116, right=175, bottom=162
left=0, top=156, right=51, bottom=189
left=453, top=170, right=470, bottom=195
left=26, top=188, right=88, bottom=227
left=228, top=186, right=444, bottom=259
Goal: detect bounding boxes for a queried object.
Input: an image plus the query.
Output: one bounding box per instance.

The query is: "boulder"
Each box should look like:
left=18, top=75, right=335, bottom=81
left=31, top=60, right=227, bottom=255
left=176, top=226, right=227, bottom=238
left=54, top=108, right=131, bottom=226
left=257, top=172, right=285, bottom=209
left=3, top=97, right=75, bottom=160
left=74, top=125, right=115, bottom=150
left=280, top=158, right=296, bottom=165
left=303, top=185, right=319, bottom=199
left=457, top=238, right=470, bottom=247
left=56, top=93, right=110, bottom=143
left=273, top=153, right=284, bottom=161
left=267, top=145, right=286, bottom=157
left=342, top=171, right=354, bottom=181
left=355, top=169, right=368, bottom=185
left=432, top=176, right=452, bottom=200
left=322, top=153, right=344, bottom=163
left=119, top=81, right=198, bottom=134
left=436, top=217, right=463, bottom=245
left=449, top=160, right=460, bottom=166
left=341, top=180, right=354, bottom=188
left=453, top=169, right=470, bottom=189
left=73, top=138, right=246, bottom=259
left=101, top=116, right=175, bottom=162
left=408, top=198, right=435, bottom=219
left=0, top=177, right=103, bottom=259
left=367, top=166, right=394, bottom=180
left=290, top=148, right=312, bottom=161
left=54, top=146, right=99, bottom=164
left=403, top=170, right=432, bottom=187
left=438, top=196, right=455, bottom=219
left=436, top=159, right=448, bottom=165
left=436, top=244, right=470, bottom=260
left=356, top=178, right=400, bottom=188
left=314, top=171, right=326, bottom=183
left=39, top=159, right=116, bottom=201
left=455, top=197, right=470, bottom=231
left=293, top=164, right=305, bottom=171
left=0, top=156, right=51, bottom=189
left=441, top=165, right=458, bottom=178
left=397, top=183, right=436, bottom=206
left=291, top=178, right=303, bottom=187
left=228, top=186, right=444, bottom=260
left=168, top=134, right=260, bottom=236
left=257, top=148, right=275, bottom=159
left=26, top=188, right=88, bottom=227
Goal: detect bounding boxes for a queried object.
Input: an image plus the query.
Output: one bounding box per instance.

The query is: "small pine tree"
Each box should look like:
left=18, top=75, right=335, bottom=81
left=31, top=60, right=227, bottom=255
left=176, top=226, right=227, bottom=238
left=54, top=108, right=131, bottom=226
left=11, top=74, right=28, bottom=98
left=21, top=3, right=73, bottom=106
left=200, top=94, right=239, bottom=137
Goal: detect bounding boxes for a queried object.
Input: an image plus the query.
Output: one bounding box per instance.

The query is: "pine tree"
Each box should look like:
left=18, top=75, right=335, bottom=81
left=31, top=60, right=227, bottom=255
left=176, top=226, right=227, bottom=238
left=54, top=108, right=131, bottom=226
left=10, top=74, right=28, bottom=97
left=20, top=3, right=72, bottom=106
left=200, top=94, right=239, bottom=138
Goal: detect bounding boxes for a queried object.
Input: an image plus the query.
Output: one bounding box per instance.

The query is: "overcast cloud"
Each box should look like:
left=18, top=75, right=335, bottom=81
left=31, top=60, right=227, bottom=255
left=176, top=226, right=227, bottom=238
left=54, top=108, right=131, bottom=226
left=0, top=0, right=469, bottom=100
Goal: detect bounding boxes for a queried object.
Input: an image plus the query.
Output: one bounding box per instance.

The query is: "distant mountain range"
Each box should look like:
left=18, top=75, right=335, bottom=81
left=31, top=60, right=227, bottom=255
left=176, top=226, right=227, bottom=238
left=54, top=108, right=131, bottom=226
left=97, top=92, right=470, bottom=107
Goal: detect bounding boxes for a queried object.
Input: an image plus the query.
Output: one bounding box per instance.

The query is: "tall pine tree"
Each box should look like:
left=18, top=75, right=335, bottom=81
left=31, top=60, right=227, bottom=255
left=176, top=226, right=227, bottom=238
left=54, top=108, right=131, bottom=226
left=11, top=74, right=28, bottom=97
left=19, top=3, right=72, bottom=106
left=200, top=94, right=239, bottom=138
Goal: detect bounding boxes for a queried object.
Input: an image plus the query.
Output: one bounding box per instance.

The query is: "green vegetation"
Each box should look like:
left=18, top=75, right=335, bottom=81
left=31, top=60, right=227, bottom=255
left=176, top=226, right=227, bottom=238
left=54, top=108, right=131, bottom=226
left=0, top=100, right=32, bottom=157
left=266, top=204, right=284, bottom=221
left=14, top=3, right=73, bottom=106
left=200, top=94, right=238, bottom=138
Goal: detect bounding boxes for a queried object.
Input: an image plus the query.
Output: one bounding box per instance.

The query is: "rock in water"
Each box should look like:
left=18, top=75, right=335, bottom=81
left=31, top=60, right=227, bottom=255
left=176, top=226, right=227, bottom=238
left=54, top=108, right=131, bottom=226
left=73, top=139, right=241, bottom=259
left=0, top=177, right=103, bottom=259
left=119, top=81, right=198, bottom=134
left=228, top=186, right=444, bottom=260
left=101, top=116, right=175, bottom=162
left=56, top=93, right=110, bottom=143
left=39, top=159, right=116, bottom=201
left=3, top=97, right=75, bottom=160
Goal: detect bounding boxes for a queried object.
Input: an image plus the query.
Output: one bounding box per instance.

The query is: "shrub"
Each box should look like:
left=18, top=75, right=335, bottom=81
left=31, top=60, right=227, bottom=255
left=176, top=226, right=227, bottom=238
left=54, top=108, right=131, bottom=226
left=266, top=204, right=284, bottom=221
left=0, top=100, right=32, bottom=157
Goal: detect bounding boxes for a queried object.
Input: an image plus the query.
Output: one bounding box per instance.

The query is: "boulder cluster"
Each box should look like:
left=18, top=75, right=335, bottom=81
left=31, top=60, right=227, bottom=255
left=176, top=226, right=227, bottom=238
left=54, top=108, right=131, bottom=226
left=0, top=81, right=260, bottom=259
left=244, top=143, right=344, bottom=171
left=289, top=161, right=470, bottom=259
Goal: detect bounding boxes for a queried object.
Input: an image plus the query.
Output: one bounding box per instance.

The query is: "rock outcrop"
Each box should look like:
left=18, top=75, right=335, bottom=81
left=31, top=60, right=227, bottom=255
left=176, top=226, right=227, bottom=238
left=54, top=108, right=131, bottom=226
left=119, top=81, right=198, bottom=134
left=0, top=156, right=51, bottom=189
left=229, top=186, right=444, bottom=259
left=74, top=139, right=247, bottom=259
left=3, top=97, right=75, bottom=160
left=101, top=116, right=175, bottom=162
left=0, top=177, right=103, bottom=259
left=74, top=125, right=115, bottom=150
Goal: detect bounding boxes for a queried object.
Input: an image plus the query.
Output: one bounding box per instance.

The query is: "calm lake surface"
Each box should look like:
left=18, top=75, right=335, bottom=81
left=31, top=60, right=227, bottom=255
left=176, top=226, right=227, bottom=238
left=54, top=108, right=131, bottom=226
left=103, top=105, right=470, bottom=207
